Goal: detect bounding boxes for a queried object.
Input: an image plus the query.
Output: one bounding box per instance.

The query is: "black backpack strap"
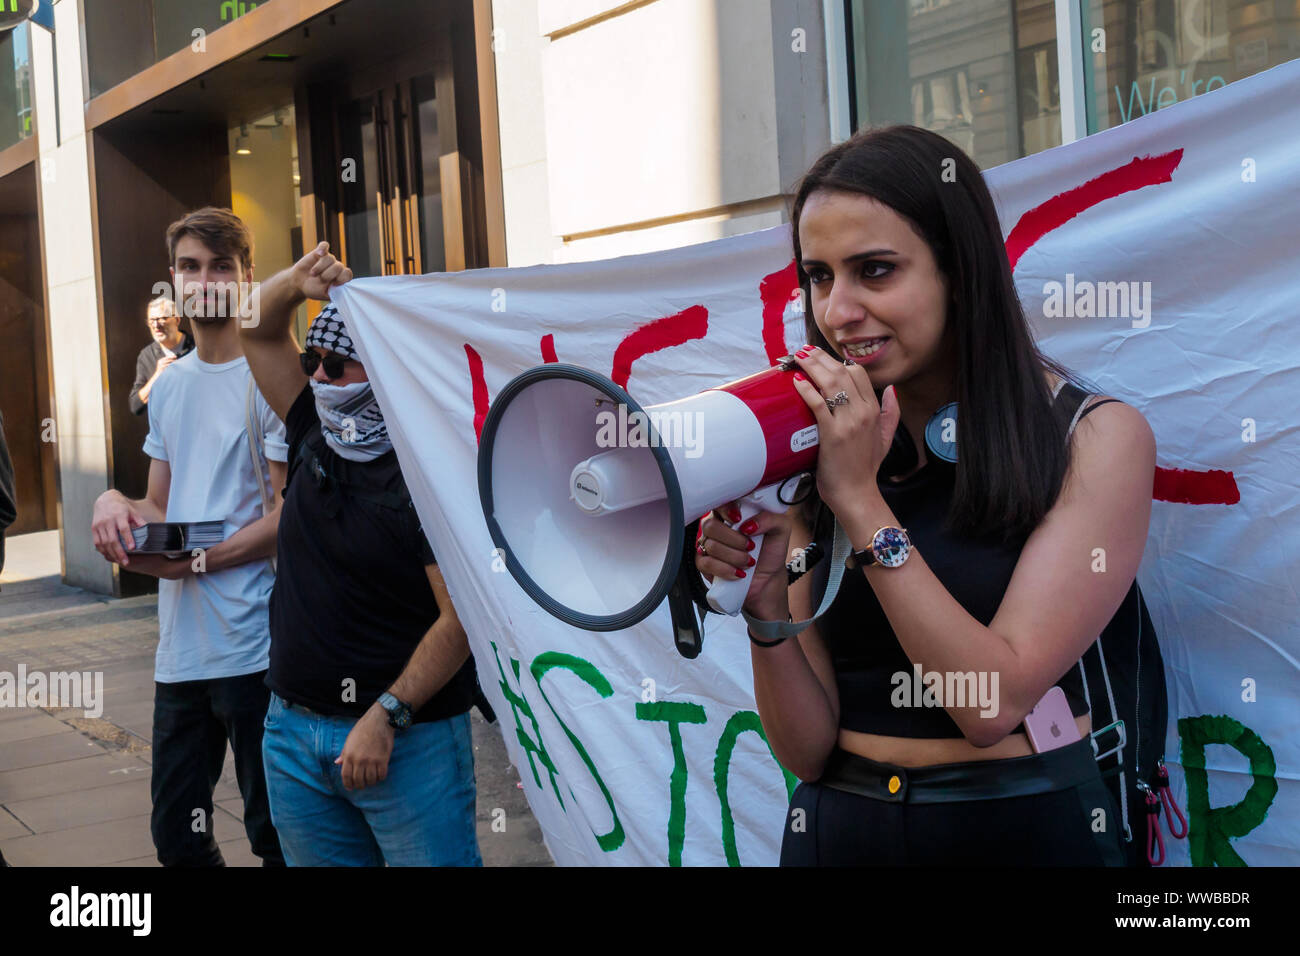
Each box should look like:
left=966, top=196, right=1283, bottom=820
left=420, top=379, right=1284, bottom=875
left=1056, top=381, right=1109, bottom=711
left=1053, top=381, right=1093, bottom=434
left=1056, top=382, right=1128, bottom=436
left=1079, top=398, right=1123, bottom=420
left=1057, top=380, right=1144, bottom=843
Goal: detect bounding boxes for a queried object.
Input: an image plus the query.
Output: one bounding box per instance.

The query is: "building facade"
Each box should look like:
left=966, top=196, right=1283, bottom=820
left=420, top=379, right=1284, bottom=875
left=3, top=0, right=1296, bottom=593
left=4, top=0, right=503, bottom=594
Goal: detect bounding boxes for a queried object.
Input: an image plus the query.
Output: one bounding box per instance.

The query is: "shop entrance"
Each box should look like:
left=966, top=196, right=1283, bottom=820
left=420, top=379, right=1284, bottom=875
left=0, top=161, right=56, bottom=536
left=309, top=34, right=490, bottom=278
left=338, top=73, right=444, bottom=277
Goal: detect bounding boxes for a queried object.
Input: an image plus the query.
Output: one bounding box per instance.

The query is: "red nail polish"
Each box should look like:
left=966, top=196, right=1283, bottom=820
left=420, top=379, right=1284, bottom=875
left=793, top=373, right=805, bottom=382
left=795, top=349, right=808, bottom=358
left=739, top=519, right=759, bottom=535
left=734, top=569, right=746, bottom=578
left=745, top=538, right=756, bottom=552
left=746, top=556, right=756, bottom=567
left=727, top=507, right=742, bottom=523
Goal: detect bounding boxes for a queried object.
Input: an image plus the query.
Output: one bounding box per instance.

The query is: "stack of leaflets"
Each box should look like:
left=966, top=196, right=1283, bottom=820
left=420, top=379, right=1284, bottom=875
left=130, top=521, right=225, bottom=557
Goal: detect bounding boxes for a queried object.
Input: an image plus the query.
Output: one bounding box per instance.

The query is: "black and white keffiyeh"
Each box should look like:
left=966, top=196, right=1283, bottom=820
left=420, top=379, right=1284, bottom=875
left=305, top=303, right=393, bottom=462
left=304, top=303, right=359, bottom=361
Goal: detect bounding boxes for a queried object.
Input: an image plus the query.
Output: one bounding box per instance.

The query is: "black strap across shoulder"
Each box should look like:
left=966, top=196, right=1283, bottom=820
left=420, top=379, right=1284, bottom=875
left=1055, top=382, right=1124, bottom=433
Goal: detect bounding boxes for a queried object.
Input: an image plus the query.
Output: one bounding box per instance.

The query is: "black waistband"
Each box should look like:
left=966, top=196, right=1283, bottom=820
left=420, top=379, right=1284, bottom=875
left=818, top=737, right=1098, bottom=804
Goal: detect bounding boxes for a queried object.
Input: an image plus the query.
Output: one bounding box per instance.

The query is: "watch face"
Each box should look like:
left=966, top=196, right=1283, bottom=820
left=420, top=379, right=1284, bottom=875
left=872, top=527, right=911, bottom=568
left=380, top=693, right=412, bottom=727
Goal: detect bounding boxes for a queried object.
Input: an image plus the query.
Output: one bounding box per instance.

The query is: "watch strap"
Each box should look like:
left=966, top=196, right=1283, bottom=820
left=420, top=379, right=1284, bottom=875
left=846, top=546, right=876, bottom=570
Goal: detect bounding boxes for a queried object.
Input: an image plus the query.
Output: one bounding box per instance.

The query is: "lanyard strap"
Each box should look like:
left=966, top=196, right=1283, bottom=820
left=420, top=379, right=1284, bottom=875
left=741, top=518, right=853, bottom=641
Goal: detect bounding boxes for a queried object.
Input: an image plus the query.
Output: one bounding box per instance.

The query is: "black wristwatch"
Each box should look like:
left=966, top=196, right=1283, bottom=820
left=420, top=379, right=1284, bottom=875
left=845, top=526, right=913, bottom=570
left=377, top=692, right=413, bottom=729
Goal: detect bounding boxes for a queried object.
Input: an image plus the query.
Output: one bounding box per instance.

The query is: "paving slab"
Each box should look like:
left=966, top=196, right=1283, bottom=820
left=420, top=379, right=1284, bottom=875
left=213, top=778, right=241, bottom=802
left=0, top=731, right=105, bottom=772
left=6, top=777, right=154, bottom=833
left=2, top=812, right=157, bottom=866
left=213, top=804, right=243, bottom=832
left=0, top=806, right=30, bottom=840
left=0, top=592, right=109, bottom=620
left=217, top=836, right=261, bottom=867
left=0, top=530, right=61, bottom=583
left=0, top=752, right=151, bottom=804
left=0, top=712, right=70, bottom=742
left=0, top=575, right=67, bottom=596
left=101, top=699, right=155, bottom=742
left=0, top=701, right=52, bottom=723
left=99, top=667, right=158, bottom=706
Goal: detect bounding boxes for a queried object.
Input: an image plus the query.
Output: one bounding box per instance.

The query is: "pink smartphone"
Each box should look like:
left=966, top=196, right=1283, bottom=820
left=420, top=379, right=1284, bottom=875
left=1023, top=686, right=1081, bottom=753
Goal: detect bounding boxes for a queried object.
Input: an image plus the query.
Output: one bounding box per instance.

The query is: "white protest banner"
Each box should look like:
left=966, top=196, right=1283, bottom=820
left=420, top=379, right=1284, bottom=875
left=333, top=60, right=1300, bottom=866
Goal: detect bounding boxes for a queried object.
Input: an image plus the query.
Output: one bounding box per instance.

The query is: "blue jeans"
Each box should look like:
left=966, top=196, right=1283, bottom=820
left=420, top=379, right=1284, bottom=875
left=261, top=693, right=481, bottom=866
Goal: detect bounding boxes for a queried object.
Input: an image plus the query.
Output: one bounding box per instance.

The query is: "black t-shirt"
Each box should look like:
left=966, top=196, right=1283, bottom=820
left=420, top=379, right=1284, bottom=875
left=266, top=384, right=476, bottom=722
left=130, top=333, right=195, bottom=415
left=820, top=386, right=1116, bottom=737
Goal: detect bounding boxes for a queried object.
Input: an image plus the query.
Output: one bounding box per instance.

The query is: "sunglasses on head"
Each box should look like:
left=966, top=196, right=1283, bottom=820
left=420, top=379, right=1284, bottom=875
left=300, top=349, right=349, bottom=380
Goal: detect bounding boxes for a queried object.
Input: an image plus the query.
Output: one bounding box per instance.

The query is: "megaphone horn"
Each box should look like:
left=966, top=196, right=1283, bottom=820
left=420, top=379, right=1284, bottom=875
left=477, top=358, right=818, bottom=653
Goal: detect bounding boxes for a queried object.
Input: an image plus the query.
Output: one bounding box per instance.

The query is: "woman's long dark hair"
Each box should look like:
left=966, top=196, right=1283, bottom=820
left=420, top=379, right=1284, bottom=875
left=792, top=125, right=1081, bottom=542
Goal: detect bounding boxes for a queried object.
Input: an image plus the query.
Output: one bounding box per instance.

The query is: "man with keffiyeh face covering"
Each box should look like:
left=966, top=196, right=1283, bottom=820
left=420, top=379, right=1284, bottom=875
left=238, top=242, right=484, bottom=867
left=302, top=305, right=394, bottom=462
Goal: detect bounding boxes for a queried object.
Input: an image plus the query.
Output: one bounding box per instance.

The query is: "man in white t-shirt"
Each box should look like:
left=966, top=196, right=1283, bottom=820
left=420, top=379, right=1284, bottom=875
left=92, top=208, right=288, bottom=866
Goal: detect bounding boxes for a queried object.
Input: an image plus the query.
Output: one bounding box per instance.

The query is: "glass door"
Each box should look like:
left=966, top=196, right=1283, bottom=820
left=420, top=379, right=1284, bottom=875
left=410, top=74, right=446, bottom=275
left=337, top=73, right=446, bottom=277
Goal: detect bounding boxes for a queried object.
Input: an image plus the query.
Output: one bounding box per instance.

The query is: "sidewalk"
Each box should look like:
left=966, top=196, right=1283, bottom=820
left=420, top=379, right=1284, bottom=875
left=0, top=531, right=551, bottom=867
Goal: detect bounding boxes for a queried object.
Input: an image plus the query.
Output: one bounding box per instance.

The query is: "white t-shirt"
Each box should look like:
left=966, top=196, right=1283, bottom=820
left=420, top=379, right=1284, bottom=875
left=143, top=353, right=289, bottom=682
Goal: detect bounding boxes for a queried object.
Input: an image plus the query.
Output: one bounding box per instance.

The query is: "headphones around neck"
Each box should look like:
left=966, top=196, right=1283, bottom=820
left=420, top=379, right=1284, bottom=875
left=883, top=401, right=959, bottom=474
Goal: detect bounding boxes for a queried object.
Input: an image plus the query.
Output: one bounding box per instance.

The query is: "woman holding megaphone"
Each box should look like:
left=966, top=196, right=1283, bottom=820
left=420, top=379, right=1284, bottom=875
left=695, top=126, right=1155, bottom=866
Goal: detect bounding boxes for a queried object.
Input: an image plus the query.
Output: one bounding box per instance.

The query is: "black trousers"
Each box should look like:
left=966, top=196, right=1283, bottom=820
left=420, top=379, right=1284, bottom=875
left=150, top=671, right=285, bottom=866
left=780, top=738, right=1126, bottom=866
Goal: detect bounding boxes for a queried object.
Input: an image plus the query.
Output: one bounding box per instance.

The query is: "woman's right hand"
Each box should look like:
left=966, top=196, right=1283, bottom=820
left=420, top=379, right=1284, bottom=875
left=695, top=502, right=794, bottom=620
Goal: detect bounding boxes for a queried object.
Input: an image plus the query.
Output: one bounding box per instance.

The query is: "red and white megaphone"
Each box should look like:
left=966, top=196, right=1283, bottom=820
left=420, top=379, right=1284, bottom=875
left=477, top=358, right=817, bottom=655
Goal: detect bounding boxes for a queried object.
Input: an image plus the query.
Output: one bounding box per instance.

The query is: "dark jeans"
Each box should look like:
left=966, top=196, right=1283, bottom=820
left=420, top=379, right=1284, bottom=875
left=151, top=671, right=284, bottom=866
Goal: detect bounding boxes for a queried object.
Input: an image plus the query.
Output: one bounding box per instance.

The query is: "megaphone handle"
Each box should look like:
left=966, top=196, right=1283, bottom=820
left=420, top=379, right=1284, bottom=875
left=705, top=482, right=790, bottom=616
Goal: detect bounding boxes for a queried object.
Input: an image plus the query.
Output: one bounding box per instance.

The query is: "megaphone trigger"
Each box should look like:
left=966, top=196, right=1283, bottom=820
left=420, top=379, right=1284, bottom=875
left=704, top=482, right=792, bottom=615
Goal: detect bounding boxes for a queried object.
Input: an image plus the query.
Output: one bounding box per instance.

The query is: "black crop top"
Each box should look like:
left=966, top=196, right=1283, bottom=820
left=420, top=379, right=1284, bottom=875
left=820, top=390, right=1124, bottom=738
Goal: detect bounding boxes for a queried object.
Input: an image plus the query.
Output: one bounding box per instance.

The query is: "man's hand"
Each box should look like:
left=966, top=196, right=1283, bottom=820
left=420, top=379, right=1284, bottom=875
left=124, top=553, right=195, bottom=580
left=334, top=703, right=395, bottom=790
left=294, top=242, right=353, bottom=301
left=154, top=355, right=177, bottom=375
left=92, top=491, right=147, bottom=566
